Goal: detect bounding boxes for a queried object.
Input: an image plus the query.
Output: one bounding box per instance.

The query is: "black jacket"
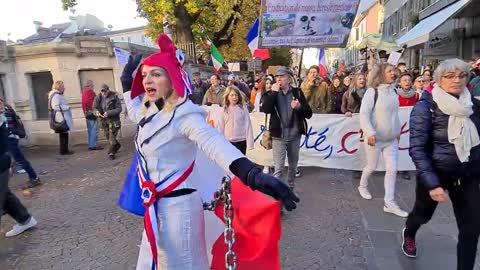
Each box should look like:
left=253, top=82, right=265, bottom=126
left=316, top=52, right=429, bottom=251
left=409, top=91, right=480, bottom=190
left=260, top=87, right=313, bottom=138
left=0, top=123, right=11, bottom=173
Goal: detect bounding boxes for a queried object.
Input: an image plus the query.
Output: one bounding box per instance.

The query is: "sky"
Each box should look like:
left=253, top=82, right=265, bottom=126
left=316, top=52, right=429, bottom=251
left=0, top=0, right=147, bottom=41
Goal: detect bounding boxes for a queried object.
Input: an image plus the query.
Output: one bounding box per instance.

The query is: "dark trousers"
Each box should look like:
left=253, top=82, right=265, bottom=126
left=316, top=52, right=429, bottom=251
left=7, top=138, right=38, bottom=180
left=231, top=140, right=247, bottom=155
left=59, top=132, right=69, bottom=154
left=405, top=174, right=480, bottom=270
left=0, top=171, right=30, bottom=226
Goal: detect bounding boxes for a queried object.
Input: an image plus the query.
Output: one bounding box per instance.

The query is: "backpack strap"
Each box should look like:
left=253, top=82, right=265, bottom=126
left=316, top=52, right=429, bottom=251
left=372, top=88, right=378, bottom=111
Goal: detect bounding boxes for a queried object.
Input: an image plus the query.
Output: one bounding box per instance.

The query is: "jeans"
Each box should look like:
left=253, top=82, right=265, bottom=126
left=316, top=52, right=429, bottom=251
left=359, top=139, right=398, bottom=207
left=405, top=174, right=480, bottom=270
left=7, top=138, right=38, bottom=180
left=272, top=136, right=301, bottom=188
left=86, top=119, right=98, bottom=148
left=0, top=171, right=31, bottom=226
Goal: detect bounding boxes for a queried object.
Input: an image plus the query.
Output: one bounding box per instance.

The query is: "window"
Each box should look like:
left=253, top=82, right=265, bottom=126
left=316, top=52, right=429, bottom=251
left=78, top=69, right=115, bottom=95
left=127, top=36, right=131, bottom=43
left=141, top=35, right=145, bottom=43
left=355, top=28, right=359, bottom=41
left=29, top=72, right=53, bottom=120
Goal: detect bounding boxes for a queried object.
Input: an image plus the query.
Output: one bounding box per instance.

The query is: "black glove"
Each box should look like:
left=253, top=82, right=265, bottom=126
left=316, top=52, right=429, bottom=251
left=229, top=158, right=300, bottom=211
left=121, top=54, right=142, bottom=93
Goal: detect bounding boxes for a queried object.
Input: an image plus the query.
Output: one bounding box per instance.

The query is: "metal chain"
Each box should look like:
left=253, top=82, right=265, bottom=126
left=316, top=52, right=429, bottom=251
left=203, top=176, right=237, bottom=270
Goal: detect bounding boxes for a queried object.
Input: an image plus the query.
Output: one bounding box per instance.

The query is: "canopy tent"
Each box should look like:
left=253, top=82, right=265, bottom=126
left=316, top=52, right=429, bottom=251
left=358, top=33, right=401, bottom=52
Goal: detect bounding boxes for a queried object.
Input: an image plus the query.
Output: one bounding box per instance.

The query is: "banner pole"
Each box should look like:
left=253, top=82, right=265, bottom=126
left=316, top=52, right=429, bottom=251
left=298, top=48, right=304, bottom=78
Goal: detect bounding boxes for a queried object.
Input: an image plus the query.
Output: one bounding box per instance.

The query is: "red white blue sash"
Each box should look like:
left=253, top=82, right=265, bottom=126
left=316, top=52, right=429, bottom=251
left=136, top=153, right=195, bottom=270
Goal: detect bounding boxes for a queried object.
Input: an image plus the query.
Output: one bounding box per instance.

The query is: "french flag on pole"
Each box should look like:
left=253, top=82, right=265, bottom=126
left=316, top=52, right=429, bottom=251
left=246, top=19, right=270, bottom=60
left=318, top=48, right=328, bottom=77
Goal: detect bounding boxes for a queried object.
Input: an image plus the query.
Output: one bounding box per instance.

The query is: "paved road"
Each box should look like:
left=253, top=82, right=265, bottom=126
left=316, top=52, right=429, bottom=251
left=0, top=140, right=478, bottom=270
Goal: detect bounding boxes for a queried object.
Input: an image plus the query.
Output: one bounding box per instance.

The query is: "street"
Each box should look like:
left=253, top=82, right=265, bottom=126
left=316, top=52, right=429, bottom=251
left=0, top=140, right=478, bottom=270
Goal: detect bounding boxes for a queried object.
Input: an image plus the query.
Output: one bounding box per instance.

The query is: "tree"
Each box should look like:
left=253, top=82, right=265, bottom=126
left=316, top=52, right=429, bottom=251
left=60, top=0, right=261, bottom=60
left=262, top=48, right=292, bottom=70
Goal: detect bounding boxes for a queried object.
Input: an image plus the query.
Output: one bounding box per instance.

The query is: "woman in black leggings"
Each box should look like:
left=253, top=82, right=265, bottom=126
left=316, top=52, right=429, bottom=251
left=402, top=59, right=480, bottom=270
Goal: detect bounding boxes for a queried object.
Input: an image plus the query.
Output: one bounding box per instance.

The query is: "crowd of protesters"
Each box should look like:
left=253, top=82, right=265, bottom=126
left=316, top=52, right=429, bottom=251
left=2, top=56, right=480, bottom=270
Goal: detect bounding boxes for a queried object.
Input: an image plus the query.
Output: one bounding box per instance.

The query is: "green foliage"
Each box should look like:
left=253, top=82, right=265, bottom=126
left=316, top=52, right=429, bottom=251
left=262, top=48, right=292, bottom=70
left=61, top=0, right=261, bottom=60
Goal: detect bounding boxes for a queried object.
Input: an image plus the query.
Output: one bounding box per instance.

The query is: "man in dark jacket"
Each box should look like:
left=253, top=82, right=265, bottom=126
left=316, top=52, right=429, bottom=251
left=190, top=72, right=209, bottom=105
left=0, top=112, right=37, bottom=237
left=261, top=66, right=312, bottom=189
left=93, top=84, right=122, bottom=160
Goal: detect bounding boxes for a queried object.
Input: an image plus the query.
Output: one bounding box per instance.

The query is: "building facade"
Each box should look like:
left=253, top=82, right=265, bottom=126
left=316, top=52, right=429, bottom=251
left=344, top=0, right=384, bottom=70
left=102, top=26, right=156, bottom=48
left=0, top=37, right=158, bottom=146
left=384, top=0, right=480, bottom=69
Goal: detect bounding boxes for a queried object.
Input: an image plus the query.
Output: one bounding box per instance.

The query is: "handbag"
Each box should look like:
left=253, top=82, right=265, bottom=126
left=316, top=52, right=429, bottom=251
left=261, top=114, right=272, bottom=150
left=49, top=93, right=70, bottom=133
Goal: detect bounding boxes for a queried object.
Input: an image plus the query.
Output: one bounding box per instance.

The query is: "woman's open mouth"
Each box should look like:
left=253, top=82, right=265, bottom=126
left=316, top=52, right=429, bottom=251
left=146, top=87, right=157, bottom=97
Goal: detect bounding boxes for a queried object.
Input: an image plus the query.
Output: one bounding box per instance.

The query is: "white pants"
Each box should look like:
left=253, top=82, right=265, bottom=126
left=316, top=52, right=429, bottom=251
left=359, top=139, right=399, bottom=206
left=136, top=192, right=209, bottom=270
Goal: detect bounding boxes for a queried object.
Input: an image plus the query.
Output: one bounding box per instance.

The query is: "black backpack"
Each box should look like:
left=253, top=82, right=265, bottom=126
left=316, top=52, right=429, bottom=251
left=6, top=105, right=26, bottom=139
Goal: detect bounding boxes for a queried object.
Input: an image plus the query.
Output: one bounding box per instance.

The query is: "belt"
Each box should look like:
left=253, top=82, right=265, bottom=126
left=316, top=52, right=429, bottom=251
left=163, top=188, right=196, bottom=198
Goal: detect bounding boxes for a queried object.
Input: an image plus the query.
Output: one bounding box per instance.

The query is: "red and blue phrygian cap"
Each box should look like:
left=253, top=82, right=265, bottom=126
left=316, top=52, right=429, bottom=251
left=130, top=34, right=193, bottom=99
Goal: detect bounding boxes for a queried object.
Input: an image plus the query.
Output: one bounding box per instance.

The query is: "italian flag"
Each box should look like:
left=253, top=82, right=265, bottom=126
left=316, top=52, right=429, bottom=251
left=208, top=40, right=224, bottom=73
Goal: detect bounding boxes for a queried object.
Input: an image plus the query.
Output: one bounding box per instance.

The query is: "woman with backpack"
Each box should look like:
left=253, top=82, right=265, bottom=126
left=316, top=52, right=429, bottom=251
left=0, top=98, right=41, bottom=189
left=357, top=63, right=408, bottom=218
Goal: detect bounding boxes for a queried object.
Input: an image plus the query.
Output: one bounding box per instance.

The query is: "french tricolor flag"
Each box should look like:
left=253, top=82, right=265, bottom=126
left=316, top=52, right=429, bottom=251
left=318, top=48, right=328, bottom=77
left=246, top=19, right=270, bottom=60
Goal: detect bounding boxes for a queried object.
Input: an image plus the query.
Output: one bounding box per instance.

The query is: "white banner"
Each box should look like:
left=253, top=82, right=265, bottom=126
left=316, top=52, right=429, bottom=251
left=205, top=105, right=415, bottom=171
left=113, top=47, right=130, bottom=66
left=260, top=0, right=360, bottom=48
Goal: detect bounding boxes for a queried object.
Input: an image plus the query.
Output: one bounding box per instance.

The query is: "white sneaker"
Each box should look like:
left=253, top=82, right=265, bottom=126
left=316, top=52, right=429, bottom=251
left=358, top=186, right=372, bottom=200
left=384, top=204, right=408, bottom=218
left=5, top=217, right=37, bottom=237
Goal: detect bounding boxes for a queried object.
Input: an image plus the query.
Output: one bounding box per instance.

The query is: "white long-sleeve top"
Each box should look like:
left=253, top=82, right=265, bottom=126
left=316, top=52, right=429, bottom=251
left=359, top=84, right=401, bottom=143
left=48, top=90, right=74, bottom=132
left=123, top=92, right=244, bottom=191
left=217, top=105, right=254, bottom=150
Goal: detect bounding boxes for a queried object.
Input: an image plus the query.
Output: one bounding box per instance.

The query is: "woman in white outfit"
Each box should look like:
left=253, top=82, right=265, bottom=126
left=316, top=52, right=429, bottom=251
left=120, top=34, right=299, bottom=270
left=358, top=63, right=408, bottom=218
left=48, top=81, right=74, bottom=155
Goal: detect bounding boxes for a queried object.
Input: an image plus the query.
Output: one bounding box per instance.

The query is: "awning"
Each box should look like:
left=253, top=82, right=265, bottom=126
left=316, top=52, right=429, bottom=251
left=396, top=0, right=470, bottom=48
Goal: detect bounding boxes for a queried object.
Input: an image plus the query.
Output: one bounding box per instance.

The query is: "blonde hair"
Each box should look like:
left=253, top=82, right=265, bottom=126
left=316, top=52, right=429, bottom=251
left=140, top=89, right=178, bottom=116
left=350, top=73, right=366, bottom=91
left=223, top=86, right=244, bottom=110
left=367, top=63, right=394, bottom=89
left=52, top=80, right=64, bottom=90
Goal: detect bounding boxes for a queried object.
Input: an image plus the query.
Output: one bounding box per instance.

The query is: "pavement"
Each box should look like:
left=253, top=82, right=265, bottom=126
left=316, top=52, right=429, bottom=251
left=0, top=140, right=479, bottom=270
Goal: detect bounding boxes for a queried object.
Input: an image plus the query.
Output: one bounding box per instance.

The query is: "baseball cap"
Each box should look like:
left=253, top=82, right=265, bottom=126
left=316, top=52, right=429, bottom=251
left=100, top=84, right=110, bottom=91
left=275, top=66, right=293, bottom=77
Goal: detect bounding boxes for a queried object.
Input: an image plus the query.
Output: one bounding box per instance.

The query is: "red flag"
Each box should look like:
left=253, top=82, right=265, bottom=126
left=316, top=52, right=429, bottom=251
left=211, top=177, right=281, bottom=270
left=253, top=49, right=270, bottom=61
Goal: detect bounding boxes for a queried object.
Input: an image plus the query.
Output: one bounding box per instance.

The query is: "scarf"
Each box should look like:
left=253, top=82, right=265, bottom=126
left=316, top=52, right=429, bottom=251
left=432, top=85, right=480, bottom=162
left=397, top=87, right=416, bottom=98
